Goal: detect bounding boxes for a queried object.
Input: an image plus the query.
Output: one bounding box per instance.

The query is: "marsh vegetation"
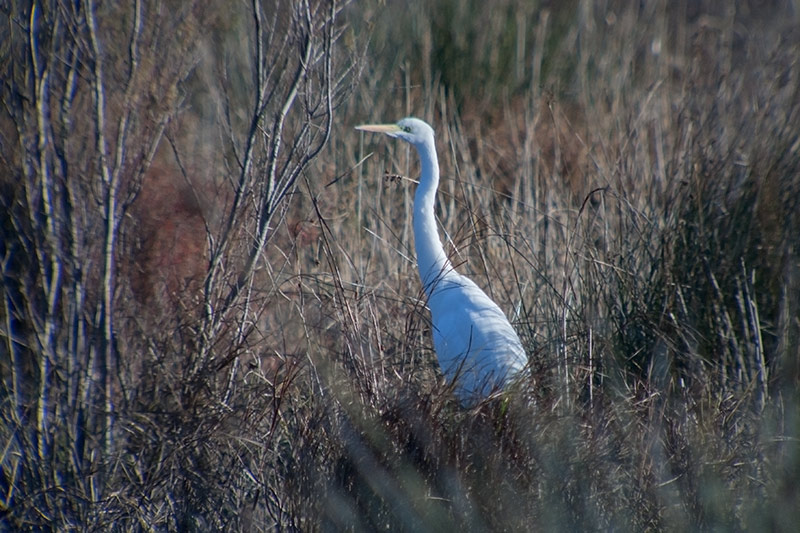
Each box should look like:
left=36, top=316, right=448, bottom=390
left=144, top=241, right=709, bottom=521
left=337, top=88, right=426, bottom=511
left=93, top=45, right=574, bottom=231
left=2, top=1, right=799, bottom=530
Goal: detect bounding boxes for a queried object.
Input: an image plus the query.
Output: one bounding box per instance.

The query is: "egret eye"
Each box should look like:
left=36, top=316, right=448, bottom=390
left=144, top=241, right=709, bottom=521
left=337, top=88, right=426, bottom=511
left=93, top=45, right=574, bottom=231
left=402, top=125, right=412, bottom=133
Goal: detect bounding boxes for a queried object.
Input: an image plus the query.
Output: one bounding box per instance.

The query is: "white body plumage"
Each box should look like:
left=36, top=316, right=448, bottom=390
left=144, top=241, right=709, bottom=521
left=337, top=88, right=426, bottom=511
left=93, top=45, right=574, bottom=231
left=356, top=117, right=527, bottom=404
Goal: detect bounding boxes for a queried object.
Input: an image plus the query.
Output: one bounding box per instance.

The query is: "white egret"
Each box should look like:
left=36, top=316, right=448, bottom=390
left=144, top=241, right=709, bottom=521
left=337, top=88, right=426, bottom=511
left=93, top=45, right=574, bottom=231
left=356, top=117, right=527, bottom=405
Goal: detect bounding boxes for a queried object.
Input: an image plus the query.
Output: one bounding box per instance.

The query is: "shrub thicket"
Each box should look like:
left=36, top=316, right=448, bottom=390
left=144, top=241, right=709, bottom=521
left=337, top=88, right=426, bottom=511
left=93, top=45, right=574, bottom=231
left=2, top=0, right=799, bottom=530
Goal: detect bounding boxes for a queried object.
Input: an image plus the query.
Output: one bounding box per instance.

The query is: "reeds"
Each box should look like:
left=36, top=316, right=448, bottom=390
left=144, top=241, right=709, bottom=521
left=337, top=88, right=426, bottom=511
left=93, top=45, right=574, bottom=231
left=1, top=0, right=798, bottom=530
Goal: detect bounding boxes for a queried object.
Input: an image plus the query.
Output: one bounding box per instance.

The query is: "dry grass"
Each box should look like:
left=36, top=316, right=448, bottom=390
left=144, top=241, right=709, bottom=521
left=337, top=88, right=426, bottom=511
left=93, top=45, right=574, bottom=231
left=2, top=0, right=799, bottom=531
left=286, top=1, right=800, bottom=530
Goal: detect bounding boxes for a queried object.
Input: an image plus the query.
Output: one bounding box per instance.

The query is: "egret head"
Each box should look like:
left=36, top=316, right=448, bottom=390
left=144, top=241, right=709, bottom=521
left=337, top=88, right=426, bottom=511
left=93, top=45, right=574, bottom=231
left=356, top=117, right=434, bottom=148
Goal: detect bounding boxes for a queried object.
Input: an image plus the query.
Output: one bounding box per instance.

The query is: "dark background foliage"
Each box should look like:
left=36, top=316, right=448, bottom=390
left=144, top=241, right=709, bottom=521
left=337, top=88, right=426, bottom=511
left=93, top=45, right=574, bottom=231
left=1, top=0, right=799, bottom=530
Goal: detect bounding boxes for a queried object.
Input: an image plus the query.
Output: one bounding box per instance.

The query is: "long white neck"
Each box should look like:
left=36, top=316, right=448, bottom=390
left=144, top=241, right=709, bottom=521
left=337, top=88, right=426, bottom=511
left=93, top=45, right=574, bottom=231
left=412, top=138, right=454, bottom=296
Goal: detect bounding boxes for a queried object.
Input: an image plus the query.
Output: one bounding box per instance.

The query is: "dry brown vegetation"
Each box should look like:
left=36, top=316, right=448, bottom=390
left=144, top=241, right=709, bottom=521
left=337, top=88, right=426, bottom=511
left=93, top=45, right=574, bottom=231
left=2, top=0, right=799, bottom=531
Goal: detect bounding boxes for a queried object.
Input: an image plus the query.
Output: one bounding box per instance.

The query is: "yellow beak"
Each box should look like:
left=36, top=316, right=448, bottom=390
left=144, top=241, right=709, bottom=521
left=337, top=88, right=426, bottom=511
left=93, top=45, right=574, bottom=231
left=355, top=123, right=402, bottom=134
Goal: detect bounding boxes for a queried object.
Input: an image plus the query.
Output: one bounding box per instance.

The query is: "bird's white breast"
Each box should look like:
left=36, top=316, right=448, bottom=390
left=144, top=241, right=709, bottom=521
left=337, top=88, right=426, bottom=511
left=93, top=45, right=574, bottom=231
left=426, top=273, right=527, bottom=403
